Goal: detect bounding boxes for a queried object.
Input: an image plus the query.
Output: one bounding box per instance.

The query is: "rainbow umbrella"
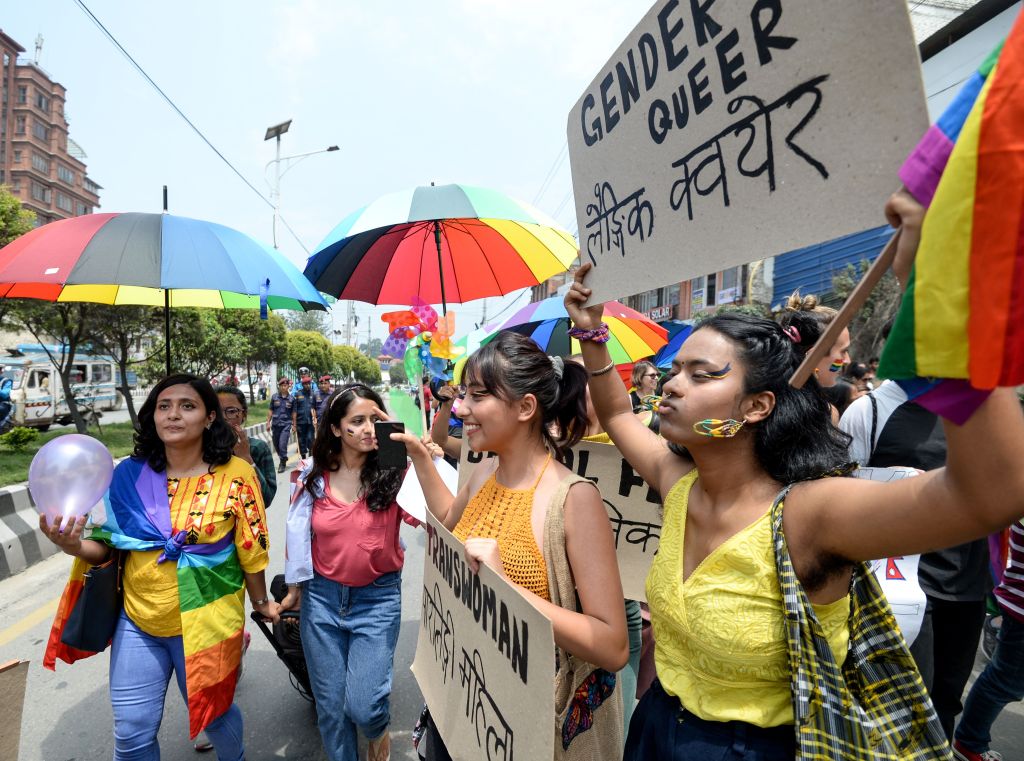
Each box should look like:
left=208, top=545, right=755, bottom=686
left=484, top=295, right=668, bottom=364
left=0, top=212, right=328, bottom=373
left=304, top=183, right=578, bottom=309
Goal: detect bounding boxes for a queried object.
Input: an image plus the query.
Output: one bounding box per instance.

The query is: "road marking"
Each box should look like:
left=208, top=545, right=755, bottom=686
left=0, top=597, right=59, bottom=647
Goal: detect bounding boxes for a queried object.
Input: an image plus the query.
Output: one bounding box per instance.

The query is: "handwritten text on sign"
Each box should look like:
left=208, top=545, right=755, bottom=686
left=412, top=513, right=555, bottom=761
left=459, top=442, right=662, bottom=602
left=567, top=0, right=928, bottom=305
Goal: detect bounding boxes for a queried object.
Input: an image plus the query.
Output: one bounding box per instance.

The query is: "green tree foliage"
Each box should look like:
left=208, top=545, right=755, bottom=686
left=0, top=185, right=36, bottom=329
left=332, top=344, right=361, bottom=381
left=284, top=310, right=330, bottom=337
left=386, top=360, right=407, bottom=384
left=832, top=260, right=902, bottom=362
left=142, top=308, right=248, bottom=381
left=358, top=337, right=384, bottom=358
left=85, top=305, right=162, bottom=426
left=0, top=426, right=39, bottom=452
left=217, top=312, right=288, bottom=401
left=6, top=301, right=94, bottom=433
left=353, top=353, right=382, bottom=384
left=287, top=330, right=334, bottom=376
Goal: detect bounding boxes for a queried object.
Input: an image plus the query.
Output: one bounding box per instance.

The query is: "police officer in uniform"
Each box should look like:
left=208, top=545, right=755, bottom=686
left=293, top=375, right=320, bottom=460
left=267, top=377, right=294, bottom=472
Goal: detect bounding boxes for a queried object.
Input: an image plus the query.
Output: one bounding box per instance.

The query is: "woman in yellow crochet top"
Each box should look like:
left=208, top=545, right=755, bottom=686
left=397, top=330, right=628, bottom=760
left=563, top=191, right=1024, bottom=760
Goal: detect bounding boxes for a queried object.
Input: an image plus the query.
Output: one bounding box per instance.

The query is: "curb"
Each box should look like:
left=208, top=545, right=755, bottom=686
left=0, top=421, right=277, bottom=581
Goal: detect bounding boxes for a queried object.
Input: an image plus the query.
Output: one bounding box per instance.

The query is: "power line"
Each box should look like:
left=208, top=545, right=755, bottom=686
left=72, top=0, right=311, bottom=252
left=532, top=143, right=567, bottom=205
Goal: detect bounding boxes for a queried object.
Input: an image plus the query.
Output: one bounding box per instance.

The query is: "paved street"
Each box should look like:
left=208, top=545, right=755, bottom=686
left=5, top=473, right=1024, bottom=759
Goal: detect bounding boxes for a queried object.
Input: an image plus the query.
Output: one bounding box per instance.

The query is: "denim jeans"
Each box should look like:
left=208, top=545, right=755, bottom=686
left=301, top=570, right=402, bottom=761
left=624, top=680, right=795, bottom=761
left=110, top=613, right=244, bottom=761
left=954, top=613, right=1024, bottom=753
left=618, top=599, right=643, bottom=733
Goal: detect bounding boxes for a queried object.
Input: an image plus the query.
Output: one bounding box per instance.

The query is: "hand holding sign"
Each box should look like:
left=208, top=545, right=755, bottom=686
left=563, top=263, right=605, bottom=331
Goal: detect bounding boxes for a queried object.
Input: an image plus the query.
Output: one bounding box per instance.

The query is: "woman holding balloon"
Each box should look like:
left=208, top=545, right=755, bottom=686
left=39, top=373, right=279, bottom=761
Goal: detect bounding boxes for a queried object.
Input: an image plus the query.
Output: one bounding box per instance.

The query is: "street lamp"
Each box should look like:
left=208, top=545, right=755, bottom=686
left=264, top=120, right=339, bottom=249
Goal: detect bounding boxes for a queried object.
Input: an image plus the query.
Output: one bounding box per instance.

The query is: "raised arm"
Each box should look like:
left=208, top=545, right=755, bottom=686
left=564, top=264, right=690, bottom=497
left=429, top=387, right=462, bottom=460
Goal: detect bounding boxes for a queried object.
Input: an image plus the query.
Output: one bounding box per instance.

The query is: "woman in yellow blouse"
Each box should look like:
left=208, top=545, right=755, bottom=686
left=563, top=190, right=1024, bottom=759
left=42, top=374, right=280, bottom=761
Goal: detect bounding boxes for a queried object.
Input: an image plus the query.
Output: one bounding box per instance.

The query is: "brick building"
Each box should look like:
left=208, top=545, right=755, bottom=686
left=0, top=29, right=101, bottom=226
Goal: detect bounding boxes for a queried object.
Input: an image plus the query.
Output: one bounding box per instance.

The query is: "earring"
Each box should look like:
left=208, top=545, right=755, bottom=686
left=693, top=418, right=745, bottom=438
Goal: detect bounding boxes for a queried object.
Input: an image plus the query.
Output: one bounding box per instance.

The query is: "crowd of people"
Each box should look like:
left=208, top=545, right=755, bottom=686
left=36, top=187, right=1024, bottom=761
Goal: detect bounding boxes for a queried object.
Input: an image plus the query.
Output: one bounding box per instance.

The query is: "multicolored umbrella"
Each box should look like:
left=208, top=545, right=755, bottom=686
left=0, top=212, right=327, bottom=311
left=653, top=321, right=695, bottom=369
left=0, top=212, right=328, bottom=373
left=304, top=183, right=578, bottom=308
left=484, top=296, right=668, bottom=364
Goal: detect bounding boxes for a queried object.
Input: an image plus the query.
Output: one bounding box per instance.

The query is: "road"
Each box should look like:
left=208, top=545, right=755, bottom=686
left=4, top=472, right=1024, bottom=759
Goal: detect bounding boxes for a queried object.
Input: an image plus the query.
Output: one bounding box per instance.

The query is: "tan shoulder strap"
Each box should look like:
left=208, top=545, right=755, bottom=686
left=543, top=474, right=595, bottom=613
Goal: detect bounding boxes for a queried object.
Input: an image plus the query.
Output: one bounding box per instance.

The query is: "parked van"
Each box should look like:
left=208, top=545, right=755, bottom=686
left=0, top=345, right=135, bottom=430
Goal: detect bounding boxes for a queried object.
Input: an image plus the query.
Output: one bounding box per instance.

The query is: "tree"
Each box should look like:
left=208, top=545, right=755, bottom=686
left=832, top=260, right=902, bottom=362
left=0, top=185, right=36, bottom=330
left=84, top=305, right=162, bottom=426
left=284, top=310, right=330, bottom=337
left=7, top=301, right=94, bottom=433
left=332, top=344, right=361, bottom=381
left=359, top=337, right=384, bottom=359
left=353, top=353, right=382, bottom=385
left=386, top=360, right=407, bottom=385
left=287, top=330, right=334, bottom=376
left=141, top=308, right=248, bottom=381
left=217, top=312, right=288, bottom=402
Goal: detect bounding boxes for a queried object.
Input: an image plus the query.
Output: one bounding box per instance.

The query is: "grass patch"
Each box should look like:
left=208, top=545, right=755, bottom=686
left=0, top=422, right=138, bottom=488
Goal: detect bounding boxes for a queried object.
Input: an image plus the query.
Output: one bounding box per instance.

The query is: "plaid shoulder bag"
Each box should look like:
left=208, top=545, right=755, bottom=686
left=770, top=487, right=952, bottom=760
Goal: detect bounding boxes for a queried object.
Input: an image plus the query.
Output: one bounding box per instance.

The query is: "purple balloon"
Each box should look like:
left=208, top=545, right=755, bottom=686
left=29, top=434, right=114, bottom=528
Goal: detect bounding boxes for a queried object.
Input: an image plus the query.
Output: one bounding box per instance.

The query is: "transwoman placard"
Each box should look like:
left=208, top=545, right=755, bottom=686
left=412, top=513, right=556, bottom=761
left=568, top=0, right=929, bottom=304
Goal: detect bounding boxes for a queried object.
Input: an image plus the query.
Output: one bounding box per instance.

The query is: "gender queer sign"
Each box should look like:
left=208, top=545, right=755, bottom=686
left=567, top=0, right=928, bottom=305
left=412, top=513, right=555, bottom=761
left=459, top=442, right=662, bottom=602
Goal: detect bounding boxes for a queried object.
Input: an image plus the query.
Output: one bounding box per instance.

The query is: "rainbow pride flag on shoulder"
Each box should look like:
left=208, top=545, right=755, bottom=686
left=879, top=10, right=1024, bottom=422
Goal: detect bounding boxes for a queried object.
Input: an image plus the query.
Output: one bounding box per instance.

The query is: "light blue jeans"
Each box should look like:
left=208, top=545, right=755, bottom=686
left=301, top=570, right=402, bottom=761
left=110, top=613, right=244, bottom=761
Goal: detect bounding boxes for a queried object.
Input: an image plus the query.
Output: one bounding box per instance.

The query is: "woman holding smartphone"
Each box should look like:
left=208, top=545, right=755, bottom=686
left=281, top=384, right=419, bottom=761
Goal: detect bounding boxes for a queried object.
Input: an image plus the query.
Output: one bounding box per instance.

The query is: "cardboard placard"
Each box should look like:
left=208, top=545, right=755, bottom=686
left=0, top=660, right=29, bottom=760
left=458, top=442, right=662, bottom=602
left=412, top=513, right=556, bottom=761
left=567, top=0, right=928, bottom=304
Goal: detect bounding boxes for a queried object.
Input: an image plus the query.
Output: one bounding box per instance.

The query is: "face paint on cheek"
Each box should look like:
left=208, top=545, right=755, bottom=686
left=828, top=361, right=845, bottom=374
left=345, top=427, right=358, bottom=437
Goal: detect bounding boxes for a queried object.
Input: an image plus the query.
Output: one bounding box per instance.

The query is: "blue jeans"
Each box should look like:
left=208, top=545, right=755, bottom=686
left=624, top=680, right=795, bottom=760
left=954, top=613, right=1024, bottom=752
left=618, top=599, right=643, bottom=733
left=110, top=613, right=244, bottom=761
left=301, top=570, right=402, bottom=761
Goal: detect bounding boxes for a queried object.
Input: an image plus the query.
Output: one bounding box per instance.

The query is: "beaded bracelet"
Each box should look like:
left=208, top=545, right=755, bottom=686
left=567, top=322, right=611, bottom=343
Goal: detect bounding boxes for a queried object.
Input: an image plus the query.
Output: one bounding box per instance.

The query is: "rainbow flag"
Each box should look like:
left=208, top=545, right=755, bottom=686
left=879, top=11, right=1024, bottom=420
left=44, top=457, right=263, bottom=738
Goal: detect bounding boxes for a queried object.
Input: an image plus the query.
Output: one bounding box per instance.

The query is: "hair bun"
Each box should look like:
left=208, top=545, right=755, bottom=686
left=784, top=291, right=820, bottom=312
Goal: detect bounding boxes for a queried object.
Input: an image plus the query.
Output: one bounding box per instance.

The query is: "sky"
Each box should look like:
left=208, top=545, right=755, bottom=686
left=2, top=0, right=655, bottom=346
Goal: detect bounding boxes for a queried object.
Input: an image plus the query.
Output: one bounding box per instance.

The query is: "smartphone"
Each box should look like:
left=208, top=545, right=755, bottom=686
left=374, top=421, right=407, bottom=469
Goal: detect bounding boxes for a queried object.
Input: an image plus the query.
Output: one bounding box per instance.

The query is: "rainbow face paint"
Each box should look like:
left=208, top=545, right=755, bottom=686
left=828, top=361, right=846, bottom=374
left=703, top=363, right=732, bottom=380
left=345, top=426, right=358, bottom=437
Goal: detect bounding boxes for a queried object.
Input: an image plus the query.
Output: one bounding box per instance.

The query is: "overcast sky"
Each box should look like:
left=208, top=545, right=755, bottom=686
left=3, top=0, right=658, bottom=343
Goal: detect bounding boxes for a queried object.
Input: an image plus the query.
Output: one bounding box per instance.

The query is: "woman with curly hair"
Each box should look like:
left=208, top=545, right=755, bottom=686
left=282, top=384, right=419, bottom=761
left=42, top=373, right=277, bottom=761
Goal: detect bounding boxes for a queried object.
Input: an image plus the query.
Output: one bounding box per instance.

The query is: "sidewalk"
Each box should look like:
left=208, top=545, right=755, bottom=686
left=0, top=421, right=295, bottom=580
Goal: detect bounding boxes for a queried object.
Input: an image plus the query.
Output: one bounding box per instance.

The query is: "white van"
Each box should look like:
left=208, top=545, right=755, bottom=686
left=0, top=346, right=134, bottom=430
